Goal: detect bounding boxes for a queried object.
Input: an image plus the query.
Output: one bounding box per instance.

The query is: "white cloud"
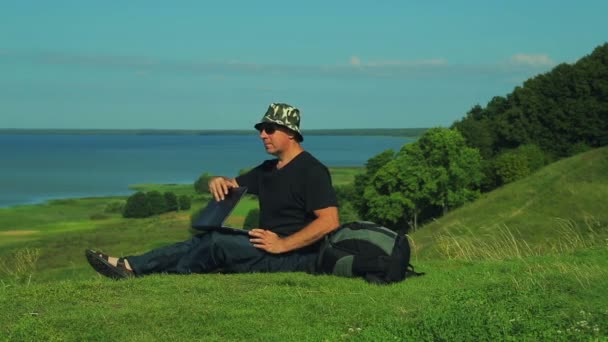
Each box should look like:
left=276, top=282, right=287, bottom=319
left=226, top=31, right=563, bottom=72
left=510, top=53, right=555, bottom=66
left=346, top=57, right=448, bottom=68
left=364, top=58, right=448, bottom=67
left=0, top=49, right=557, bottom=81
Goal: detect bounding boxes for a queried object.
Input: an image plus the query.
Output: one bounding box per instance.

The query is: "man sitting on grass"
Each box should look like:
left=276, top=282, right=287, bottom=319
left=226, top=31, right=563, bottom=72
left=86, top=103, right=340, bottom=279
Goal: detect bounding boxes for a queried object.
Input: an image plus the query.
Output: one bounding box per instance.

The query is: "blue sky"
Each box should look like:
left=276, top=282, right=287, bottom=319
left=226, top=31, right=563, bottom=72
left=1, top=1, right=607, bottom=130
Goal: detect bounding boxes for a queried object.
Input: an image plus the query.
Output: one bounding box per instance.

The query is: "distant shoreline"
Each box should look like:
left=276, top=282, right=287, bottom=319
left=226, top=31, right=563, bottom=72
left=0, top=128, right=427, bottom=138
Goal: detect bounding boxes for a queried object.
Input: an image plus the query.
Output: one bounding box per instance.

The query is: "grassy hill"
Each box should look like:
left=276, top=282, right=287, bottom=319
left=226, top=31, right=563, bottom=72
left=1, top=158, right=608, bottom=340
left=411, top=147, right=608, bottom=260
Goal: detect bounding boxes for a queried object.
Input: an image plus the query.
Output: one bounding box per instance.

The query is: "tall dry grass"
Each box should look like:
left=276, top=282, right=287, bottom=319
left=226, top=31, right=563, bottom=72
left=433, top=216, right=606, bottom=261
left=0, top=248, right=41, bottom=286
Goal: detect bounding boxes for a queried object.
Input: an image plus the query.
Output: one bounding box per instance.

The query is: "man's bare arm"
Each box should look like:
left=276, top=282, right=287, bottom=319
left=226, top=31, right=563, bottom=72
left=208, top=176, right=239, bottom=201
left=249, top=206, right=340, bottom=254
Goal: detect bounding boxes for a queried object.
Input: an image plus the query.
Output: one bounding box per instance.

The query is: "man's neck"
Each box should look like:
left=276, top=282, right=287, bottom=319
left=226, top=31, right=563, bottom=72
left=276, top=144, right=304, bottom=169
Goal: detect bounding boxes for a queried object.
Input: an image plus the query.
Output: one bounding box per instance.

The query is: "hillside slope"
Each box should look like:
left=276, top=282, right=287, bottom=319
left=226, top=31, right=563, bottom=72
left=411, top=147, right=608, bottom=259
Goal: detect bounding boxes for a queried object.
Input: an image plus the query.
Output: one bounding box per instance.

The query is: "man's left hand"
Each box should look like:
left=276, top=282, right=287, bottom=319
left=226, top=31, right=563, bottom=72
left=249, top=229, right=287, bottom=254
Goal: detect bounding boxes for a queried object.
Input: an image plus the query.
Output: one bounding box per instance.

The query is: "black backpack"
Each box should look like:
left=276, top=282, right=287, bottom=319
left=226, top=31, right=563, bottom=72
left=315, top=221, right=424, bottom=284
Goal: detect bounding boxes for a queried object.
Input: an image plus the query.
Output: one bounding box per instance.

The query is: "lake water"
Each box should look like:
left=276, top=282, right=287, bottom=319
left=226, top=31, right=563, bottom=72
left=0, top=134, right=411, bottom=207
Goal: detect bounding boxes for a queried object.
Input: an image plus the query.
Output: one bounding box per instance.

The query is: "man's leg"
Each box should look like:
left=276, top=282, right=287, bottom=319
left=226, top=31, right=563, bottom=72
left=126, top=231, right=316, bottom=276
left=125, top=234, right=210, bottom=275
left=198, top=232, right=317, bottom=274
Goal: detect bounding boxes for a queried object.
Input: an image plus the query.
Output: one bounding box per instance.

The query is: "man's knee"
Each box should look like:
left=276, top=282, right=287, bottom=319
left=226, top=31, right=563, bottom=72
left=208, top=232, right=253, bottom=258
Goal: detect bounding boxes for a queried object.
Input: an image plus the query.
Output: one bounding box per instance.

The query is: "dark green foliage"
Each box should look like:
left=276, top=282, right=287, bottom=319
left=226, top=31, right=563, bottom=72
left=178, top=195, right=191, bottom=210
left=351, top=149, right=395, bottom=220
left=516, top=144, right=547, bottom=172
left=123, top=192, right=151, bottom=218
left=490, top=144, right=549, bottom=186
left=104, top=201, right=125, bottom=214
left=193, top=172, right=213, bottom=194
left=334, top=184, right=356, bottom=207
left=164, top=192, right=178, bottom=211
left=452, top=43, right=608, bottom=162
left=568, top=142, right=592, bottom=156
left=452, top=105, right=496, bottom=159
left=146, top=191, right=167, bottom=215
left=243, top=208, right=260, bottom=229
left=334, top=184, right=360, bottom=223
left=364, top=128, right=482, bottom=230
left=494, top=151, right=530, bottom=185
left=338, top=201, right=360, bottom=223
left=414, top=128, right=483, bottom=215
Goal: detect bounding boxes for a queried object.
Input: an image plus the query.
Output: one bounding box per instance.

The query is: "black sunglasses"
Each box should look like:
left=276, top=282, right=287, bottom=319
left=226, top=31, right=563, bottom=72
left=256, top=123, right=279, bottom=134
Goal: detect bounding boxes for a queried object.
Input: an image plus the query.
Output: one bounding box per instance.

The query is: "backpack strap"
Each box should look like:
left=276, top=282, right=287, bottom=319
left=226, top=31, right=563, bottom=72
left=406, top=263, right=425, bottom=277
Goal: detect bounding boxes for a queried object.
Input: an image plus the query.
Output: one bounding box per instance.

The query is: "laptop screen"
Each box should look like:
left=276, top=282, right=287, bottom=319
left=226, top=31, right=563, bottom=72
left=191, top=187, right=248, bottom=229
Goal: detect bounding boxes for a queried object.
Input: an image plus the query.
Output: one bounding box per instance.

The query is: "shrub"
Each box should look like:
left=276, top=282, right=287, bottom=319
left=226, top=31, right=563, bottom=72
left=517, top=144, right=547, bottom=172
left=194, top=172, right=213, bottom=194
left=164, top=192, right=178, bottom=211
left=147, top=191, right=168, bottom=215
left=494, top=151, right=530, bottom=185
left=338, top=202, right=360, bottom=224
left=90, top=213, right=109, bottom=220
left=179, top=195, right=192, bottom=210
left=123, top=192, right=151, bottom=218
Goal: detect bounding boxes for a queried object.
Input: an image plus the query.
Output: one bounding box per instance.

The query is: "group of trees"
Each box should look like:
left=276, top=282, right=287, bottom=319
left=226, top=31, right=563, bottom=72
left=452, top=43, right=608, bottom=192
left=122, top=191, right=191, bottom=218
left=337, top=127, right=482, bottom=231
left=338, top=43, right=608, bottom=231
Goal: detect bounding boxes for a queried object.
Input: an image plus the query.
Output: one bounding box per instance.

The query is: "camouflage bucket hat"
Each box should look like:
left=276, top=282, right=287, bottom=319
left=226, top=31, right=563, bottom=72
left=254, top=103, right=303, bottom=141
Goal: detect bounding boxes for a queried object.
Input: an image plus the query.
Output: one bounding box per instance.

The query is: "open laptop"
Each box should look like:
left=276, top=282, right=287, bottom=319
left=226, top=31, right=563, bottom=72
left=191, top=186, right=251, bottom=235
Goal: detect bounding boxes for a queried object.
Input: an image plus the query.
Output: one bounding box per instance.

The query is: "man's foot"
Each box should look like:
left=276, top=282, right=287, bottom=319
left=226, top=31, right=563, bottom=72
left=85, top=249, right=135, bottom=279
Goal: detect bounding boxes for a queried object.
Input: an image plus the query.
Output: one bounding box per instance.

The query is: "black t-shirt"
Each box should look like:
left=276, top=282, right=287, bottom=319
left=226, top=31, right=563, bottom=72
left=236, top=151, right=338, bottom=238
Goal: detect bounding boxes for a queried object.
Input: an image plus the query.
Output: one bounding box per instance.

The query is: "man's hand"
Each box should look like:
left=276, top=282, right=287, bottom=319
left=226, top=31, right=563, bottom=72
left=249, top=229, right=287, bottom=254
left=208, top=177, right=239, bottom=201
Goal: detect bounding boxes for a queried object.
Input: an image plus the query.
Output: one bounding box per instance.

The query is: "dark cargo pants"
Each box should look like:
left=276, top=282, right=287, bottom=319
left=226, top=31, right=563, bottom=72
left=126, top=231, right=317, bottom=276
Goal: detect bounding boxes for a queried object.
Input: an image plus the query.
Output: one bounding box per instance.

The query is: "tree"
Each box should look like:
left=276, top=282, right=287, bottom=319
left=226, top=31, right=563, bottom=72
left=452, top=105, right=496, bottom=159
left=178, top=195, right=191, bottom=210
left=123, top=192, right=151, bottom=218
left=334, top=184, right=360, bottom=223
left=417, top=128, right=482, bottom=215
left=363, top=143, right=436, bottom=231
left=351, top=149, right=395, bottom=219
left=164, top=192, right=178, bottom=212
left=194, top=172, right=213, bottom=194
left=363, top=129, right=482, bottom=230
left=451, top=43, right=608, bottom=162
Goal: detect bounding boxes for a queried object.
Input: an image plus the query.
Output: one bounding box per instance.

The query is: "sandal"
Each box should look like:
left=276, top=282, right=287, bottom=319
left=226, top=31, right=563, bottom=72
left=85, top=249, right=135, bottom=279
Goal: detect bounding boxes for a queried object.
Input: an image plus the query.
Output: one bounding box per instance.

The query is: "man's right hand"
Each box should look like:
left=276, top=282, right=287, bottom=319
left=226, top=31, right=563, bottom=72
left=208, top=176, right=239, bottom=201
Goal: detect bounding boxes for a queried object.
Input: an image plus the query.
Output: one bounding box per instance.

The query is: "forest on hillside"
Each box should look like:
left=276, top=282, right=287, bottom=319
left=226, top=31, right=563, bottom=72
left=337, top=43, right=608, bottom=231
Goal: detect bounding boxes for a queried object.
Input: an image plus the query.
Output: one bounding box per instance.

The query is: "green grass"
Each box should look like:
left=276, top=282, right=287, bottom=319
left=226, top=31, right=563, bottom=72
left=329, top=166, right=363, bottom=186
left=2, top=248, right=607, bottom=340
left=1, top=155, right=607, bottom=340
left=411, top=147, right=608, bottom=259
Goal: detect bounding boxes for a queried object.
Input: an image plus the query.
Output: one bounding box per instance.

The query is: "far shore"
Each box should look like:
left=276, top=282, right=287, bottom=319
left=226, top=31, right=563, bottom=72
left=0, top=165, right=363, bottom=210
left=0, top=128, right=427, bottom=138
